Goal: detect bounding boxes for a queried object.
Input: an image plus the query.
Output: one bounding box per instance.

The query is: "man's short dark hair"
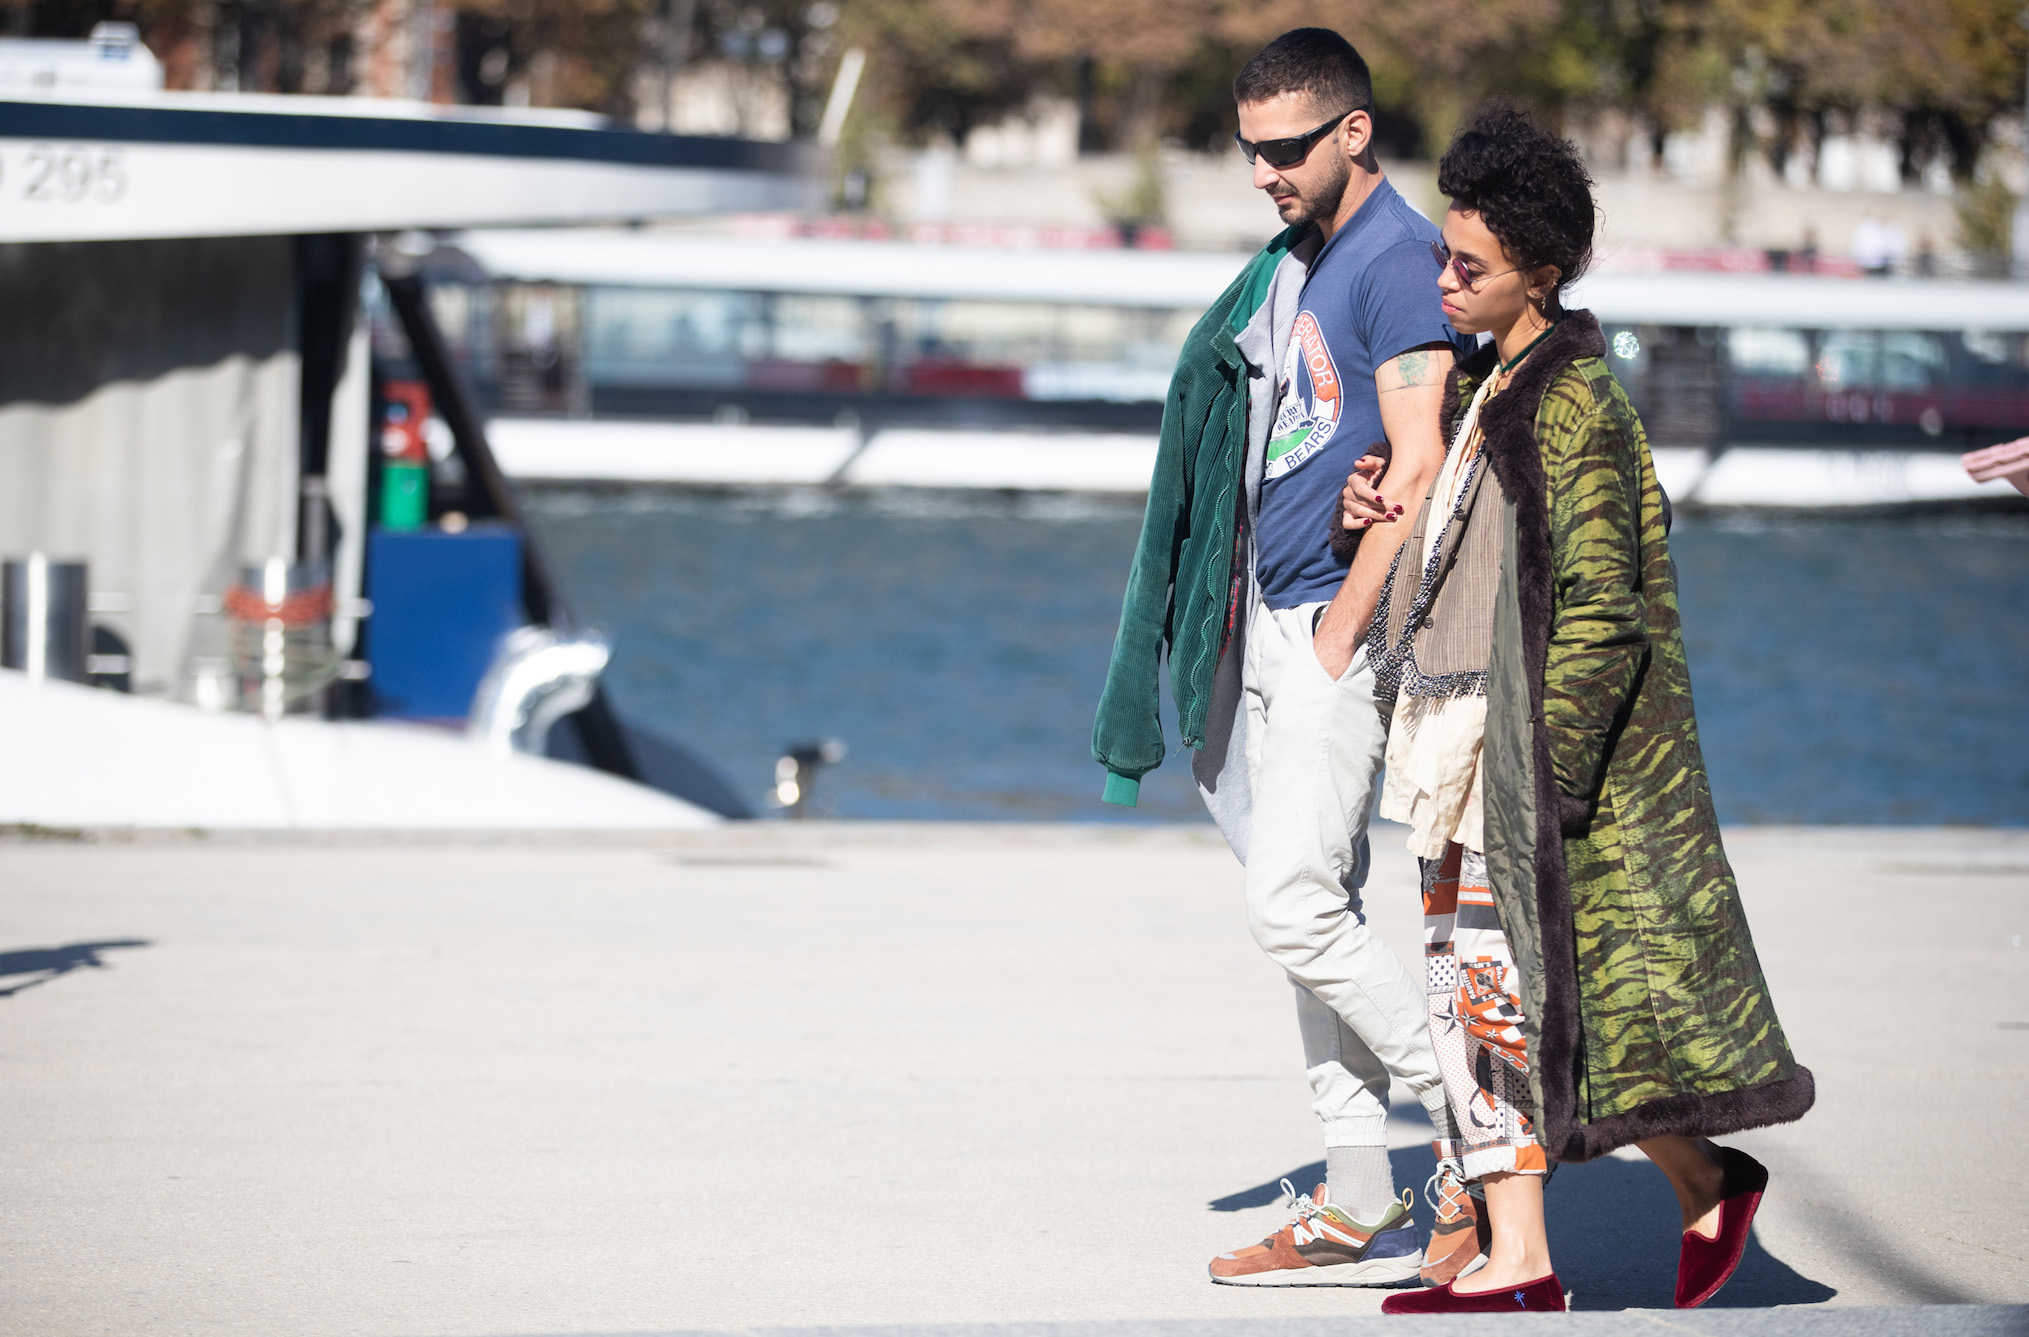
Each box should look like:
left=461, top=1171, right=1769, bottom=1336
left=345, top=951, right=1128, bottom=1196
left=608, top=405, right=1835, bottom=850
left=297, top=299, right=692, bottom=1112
left=1437, top=100, right=1596, bottom=295
left=1232, top=28, right=1373, bottom=118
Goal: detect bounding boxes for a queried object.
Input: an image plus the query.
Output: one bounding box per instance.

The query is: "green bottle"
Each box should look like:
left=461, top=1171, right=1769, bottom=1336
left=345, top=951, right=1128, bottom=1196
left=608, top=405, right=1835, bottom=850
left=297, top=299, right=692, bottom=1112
left=381, top=462, right=429, bottom=532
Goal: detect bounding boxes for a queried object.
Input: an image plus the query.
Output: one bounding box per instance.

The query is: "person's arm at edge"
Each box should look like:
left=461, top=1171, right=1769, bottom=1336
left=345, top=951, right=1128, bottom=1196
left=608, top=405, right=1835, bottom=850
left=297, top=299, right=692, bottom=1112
left=1312, top=344, right=1452, bottom=677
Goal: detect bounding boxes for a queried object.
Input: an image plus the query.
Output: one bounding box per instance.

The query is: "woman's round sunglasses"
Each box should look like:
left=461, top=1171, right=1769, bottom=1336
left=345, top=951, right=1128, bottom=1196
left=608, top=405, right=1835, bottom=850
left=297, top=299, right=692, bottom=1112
left=1431, top=240, right=1519, bottom=290
left=1234, top=109, right=1357, bottom=168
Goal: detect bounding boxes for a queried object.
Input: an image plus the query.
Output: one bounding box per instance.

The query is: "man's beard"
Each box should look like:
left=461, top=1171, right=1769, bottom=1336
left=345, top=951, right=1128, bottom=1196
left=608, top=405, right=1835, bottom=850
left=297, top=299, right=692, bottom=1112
left=1270, top=153, right=1349, bottom=226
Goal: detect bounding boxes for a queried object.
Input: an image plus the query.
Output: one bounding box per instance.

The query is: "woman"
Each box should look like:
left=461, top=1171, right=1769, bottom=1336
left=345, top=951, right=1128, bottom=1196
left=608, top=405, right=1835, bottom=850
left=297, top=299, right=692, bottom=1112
left=1342, top=104, right=1815, bottom=1314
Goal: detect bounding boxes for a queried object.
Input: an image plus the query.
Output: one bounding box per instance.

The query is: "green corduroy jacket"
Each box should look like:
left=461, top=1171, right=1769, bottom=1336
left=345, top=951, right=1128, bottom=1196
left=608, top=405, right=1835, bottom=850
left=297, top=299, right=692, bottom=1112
left=1090, top=226, right=1304, bottom=806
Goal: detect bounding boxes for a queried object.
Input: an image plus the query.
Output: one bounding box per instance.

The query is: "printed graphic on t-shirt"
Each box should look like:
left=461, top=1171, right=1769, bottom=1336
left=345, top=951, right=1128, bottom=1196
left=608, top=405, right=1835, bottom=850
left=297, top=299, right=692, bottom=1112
left=1265, top=311, right=1343, bottom=480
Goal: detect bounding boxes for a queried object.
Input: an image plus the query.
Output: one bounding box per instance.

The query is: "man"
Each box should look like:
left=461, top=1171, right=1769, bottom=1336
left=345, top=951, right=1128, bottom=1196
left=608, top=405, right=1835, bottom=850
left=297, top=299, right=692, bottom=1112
left=1091, top=29, right=1480, bottom=1286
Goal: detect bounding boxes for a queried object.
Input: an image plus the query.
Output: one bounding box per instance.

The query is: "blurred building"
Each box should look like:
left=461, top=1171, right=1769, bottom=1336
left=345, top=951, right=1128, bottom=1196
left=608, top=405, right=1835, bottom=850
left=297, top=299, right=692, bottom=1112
left=861, top=107, right=1986, bottom=271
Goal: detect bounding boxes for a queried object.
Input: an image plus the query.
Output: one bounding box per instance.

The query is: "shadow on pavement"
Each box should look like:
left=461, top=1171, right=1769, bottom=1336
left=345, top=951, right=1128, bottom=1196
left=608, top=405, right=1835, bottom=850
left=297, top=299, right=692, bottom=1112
left=1207, top=1147, right=1836, bottom=1309
left=1769, top=1158, right=1977, bottom=1306
left=1209, top=1148, right=1444, bottom=1222
left=1208, top=1146, right=1450, bottom=1220
left=1207, top=1160, right=1327, bottom=1213
left=0, top=939, right=152, bottom=998
left=1546, top=1154, right=1835, bottom=1309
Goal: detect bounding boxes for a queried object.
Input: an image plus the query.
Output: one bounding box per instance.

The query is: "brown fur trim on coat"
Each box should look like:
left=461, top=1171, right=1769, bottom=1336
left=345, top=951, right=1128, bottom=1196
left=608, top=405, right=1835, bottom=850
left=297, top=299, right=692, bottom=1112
left=1460, top=311, right=1815, bottom=1162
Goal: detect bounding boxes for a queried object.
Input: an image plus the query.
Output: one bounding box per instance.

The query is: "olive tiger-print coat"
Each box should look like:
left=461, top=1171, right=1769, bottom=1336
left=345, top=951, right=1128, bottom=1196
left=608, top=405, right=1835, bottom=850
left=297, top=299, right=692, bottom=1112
left=1462, top=311, right=1814, bottom=1162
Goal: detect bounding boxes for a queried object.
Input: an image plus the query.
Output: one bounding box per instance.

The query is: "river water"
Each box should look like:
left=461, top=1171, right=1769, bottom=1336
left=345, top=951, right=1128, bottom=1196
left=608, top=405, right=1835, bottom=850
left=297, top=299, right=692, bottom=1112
left=525, top=489, right=2028, bottom=826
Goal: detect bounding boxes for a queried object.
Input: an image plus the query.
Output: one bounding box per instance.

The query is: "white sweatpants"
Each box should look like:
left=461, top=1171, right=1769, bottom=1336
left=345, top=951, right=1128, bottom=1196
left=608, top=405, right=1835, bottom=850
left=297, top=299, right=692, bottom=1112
left=1243, top=599, right=1449, bottom=1149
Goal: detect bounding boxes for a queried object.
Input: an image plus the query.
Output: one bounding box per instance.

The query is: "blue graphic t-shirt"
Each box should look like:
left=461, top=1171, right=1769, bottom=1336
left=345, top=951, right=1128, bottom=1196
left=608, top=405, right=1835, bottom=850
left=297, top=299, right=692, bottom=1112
left=1255, top=180, right=1474, bottom=609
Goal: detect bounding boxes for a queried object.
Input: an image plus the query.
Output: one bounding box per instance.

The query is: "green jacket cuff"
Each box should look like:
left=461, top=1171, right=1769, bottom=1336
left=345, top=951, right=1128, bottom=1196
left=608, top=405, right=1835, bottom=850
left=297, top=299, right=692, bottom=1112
left=1101, top=772, right=1141, bottom=807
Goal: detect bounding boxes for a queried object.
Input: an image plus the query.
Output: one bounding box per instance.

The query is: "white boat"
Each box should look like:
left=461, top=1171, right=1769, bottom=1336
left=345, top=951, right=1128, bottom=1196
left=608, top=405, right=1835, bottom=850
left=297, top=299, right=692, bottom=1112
left=0, top=84, right=811, bottom=829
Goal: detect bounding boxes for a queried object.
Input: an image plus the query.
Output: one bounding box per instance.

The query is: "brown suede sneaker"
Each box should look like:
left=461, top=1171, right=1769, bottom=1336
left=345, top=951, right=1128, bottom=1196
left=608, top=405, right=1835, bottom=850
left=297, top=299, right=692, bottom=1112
left=1419, top=1161, right=1491, bottom=1286
left=1208, top=1180, right=1422, bottom=1287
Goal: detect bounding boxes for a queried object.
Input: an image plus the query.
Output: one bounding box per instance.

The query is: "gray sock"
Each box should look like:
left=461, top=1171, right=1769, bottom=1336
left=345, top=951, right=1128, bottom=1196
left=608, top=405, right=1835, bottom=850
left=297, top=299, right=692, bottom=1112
left=1326, top=1144, right=1396, bottom=1224
left=1426, top=1095, right=1466, bottom=1176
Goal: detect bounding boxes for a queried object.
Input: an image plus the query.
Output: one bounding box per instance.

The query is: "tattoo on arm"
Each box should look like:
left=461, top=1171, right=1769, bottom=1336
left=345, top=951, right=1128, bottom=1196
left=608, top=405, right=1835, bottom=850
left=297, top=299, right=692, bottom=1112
left=1377, top=345, right=1452, bottom=394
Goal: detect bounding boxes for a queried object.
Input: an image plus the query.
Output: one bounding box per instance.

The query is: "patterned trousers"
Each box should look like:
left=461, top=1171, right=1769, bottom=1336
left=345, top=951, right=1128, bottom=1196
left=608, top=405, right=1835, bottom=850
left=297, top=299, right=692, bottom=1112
left=1422, top=842, right=1548, bottom=1181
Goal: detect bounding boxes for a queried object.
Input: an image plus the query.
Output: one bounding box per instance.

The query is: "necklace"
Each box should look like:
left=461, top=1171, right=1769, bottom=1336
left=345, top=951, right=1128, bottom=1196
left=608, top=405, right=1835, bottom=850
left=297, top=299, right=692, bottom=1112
left=1498, top=322, right=1558, bottom=375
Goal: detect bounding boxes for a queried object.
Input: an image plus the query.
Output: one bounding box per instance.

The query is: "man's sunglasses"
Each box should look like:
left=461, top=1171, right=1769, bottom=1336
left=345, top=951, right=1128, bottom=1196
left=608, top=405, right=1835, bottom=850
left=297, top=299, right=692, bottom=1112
left=1431, top=240, right=1519, bottom=290
left=1234, top=109, right=1357, bottom=168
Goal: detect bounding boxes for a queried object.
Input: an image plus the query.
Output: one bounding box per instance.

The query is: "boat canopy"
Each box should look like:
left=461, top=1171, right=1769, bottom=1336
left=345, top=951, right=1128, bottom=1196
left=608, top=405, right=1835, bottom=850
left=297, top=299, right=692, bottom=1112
left=455, top=226, right=2029, bottom=332
left=1571, top=271, right=2029, bottom=332
left=0, top=90, right=814, bottom=242
left=454, top=228, right=1253, bottom=309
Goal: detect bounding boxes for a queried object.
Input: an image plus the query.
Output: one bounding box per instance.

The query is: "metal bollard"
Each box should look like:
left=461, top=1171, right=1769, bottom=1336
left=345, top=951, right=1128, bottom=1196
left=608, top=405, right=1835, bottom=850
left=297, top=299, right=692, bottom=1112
left=772, top=738, right=847, bottom=818
left=2, top=554, right=90, bottom=684
left=223, top=557, right=338, bottom=720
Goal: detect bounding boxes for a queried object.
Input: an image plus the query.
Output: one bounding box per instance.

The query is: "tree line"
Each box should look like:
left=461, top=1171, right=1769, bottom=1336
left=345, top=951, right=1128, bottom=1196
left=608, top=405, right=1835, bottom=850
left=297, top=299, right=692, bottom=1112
left=15, top=0, right=2026, bottom=186
left=847, top=0, right=2028, bottom=186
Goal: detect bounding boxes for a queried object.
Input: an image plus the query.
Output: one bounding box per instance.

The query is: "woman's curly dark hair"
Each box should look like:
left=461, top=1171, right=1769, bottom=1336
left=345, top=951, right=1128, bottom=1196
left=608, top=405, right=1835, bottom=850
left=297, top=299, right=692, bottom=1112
left=1436, top=101, right=1596, bottom=301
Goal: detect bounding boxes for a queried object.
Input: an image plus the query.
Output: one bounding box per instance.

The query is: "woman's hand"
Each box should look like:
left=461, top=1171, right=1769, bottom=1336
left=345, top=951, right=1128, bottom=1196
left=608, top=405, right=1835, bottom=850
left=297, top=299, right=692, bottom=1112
left=1340, top=454, right=1405, bottom=531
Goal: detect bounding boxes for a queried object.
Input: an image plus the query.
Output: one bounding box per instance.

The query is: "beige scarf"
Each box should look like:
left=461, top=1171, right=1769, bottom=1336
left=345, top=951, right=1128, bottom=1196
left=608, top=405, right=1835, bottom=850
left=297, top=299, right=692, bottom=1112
left=1375, top=374, right=1509, bottom=857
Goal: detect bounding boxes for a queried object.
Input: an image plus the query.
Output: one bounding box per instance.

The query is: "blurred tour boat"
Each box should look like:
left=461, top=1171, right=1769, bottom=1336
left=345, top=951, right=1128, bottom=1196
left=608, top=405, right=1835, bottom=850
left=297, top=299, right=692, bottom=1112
left=434, top=227, right=2029, bottom=510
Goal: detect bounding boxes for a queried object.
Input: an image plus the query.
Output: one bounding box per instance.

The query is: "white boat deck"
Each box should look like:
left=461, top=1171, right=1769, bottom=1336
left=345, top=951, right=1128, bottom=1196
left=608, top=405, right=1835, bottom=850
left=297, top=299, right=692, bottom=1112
left=0, top=670, right=716, bottom=830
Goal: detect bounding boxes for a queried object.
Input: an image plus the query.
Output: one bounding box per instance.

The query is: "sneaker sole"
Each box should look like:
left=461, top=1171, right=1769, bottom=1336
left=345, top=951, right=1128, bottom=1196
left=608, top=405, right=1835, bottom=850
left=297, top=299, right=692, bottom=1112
left=1210, top=1254, right=1425, bottom=1287
left=1419, top=1248, right=1488, bottom=1287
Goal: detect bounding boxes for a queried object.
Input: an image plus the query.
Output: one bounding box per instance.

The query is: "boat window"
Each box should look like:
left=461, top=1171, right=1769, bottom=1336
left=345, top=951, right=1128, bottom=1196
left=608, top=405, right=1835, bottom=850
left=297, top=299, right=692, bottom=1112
left=770, top=295, right=869, bottom=363
left=871, top=300, right=1181, bottom=366
left=893, top=299, right=1063, bottom=362
left=496, top=285, right=580, bottom=358
left=1815, top=331, right=1876, bottom=387
left=536, top=285, right=1203, bottom=402
left=1962, top=330, right=2021, bottom=366
left=1814, top=331, right=1944, bottom=391
left=585, top=287, right=761, bottom=360
left=1879, top=332, right=1945, bottom=391
left=1727, top=327, right=1810, bottom=375
left=428, top=284, right=476, bottom=354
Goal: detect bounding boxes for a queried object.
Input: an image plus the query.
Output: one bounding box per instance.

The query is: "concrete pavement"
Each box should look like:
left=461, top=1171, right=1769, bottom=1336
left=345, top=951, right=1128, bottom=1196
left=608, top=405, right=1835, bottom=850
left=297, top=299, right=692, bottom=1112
left=1, top=822, right=2025, bottom=1334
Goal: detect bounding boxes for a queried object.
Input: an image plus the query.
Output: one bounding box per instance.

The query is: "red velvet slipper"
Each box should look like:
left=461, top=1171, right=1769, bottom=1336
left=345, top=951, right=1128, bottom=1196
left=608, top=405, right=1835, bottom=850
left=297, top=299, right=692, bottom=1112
left=1675, top=1145, right=1768, bottom=1308
left=1381, top=1272, right=1566, bottom=1314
